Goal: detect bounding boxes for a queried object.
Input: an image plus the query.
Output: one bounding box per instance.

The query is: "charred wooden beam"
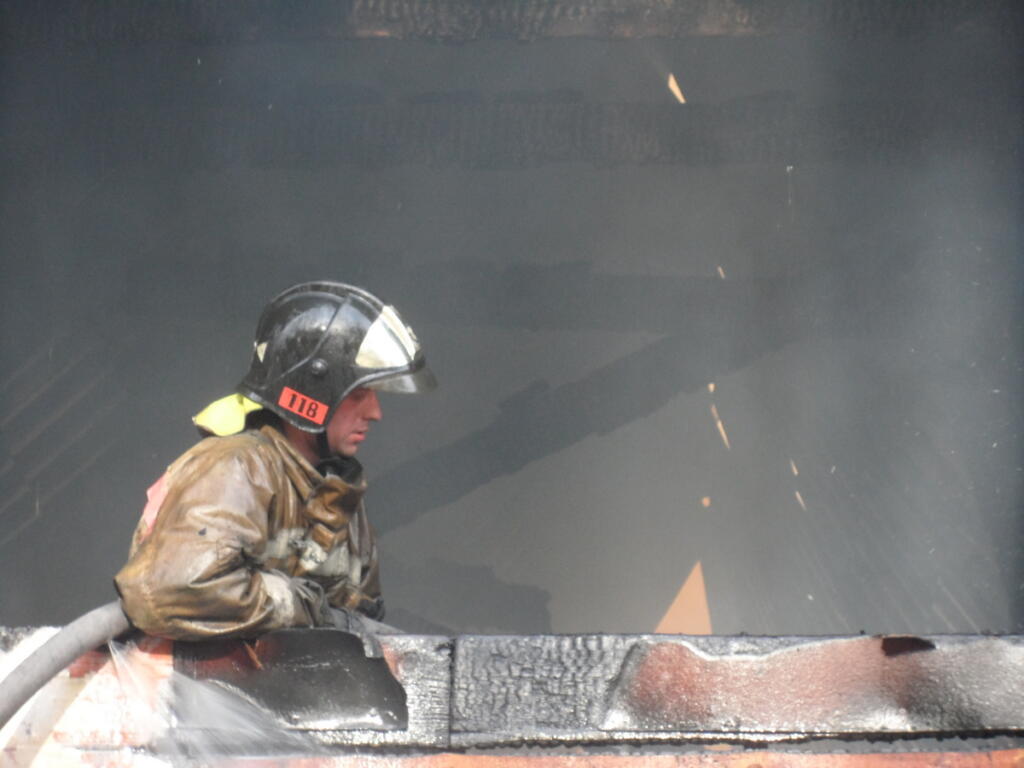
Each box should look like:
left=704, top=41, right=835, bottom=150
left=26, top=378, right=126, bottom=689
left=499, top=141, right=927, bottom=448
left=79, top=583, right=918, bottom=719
left=2, top=628, right=1023, bottom=761
left=0, top=0, right=1017, bottom=45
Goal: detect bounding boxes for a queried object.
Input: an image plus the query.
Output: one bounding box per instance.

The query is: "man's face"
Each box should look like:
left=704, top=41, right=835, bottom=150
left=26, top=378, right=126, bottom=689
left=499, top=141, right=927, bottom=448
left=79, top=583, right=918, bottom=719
left=326, top=387, right=382, bottom=456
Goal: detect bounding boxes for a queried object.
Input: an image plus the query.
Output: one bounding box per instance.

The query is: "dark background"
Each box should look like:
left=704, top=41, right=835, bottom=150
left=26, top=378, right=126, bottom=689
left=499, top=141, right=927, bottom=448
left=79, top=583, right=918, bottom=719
left=1, top=1, right=1021, bottom=636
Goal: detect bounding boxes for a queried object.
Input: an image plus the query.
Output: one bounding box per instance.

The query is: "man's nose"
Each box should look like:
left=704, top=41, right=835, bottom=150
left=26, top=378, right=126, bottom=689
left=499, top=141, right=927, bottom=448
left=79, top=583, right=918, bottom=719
left=364, top=389, right=382, bottom=421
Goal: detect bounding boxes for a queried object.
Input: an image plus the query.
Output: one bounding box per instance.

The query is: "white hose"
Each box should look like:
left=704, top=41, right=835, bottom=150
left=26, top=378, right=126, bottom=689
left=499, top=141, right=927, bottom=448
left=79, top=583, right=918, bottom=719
left=0, top=601, right=131, bottom=728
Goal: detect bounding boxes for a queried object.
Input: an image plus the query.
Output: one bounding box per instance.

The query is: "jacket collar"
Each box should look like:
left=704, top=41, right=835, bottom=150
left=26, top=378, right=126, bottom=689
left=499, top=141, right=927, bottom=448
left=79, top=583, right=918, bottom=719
left=258, top=425, right=366, bottom=501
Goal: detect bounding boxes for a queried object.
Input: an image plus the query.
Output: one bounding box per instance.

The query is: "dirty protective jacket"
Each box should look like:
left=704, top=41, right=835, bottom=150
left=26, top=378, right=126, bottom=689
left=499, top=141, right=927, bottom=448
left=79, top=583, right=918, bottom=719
left=115, top=425, right=380, bottom=641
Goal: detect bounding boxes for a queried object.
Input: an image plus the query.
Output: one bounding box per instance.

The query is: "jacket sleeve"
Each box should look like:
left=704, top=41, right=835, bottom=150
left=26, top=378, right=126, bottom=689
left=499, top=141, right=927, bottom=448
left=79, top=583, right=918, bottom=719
left=115, top=440, right=326, bottom=640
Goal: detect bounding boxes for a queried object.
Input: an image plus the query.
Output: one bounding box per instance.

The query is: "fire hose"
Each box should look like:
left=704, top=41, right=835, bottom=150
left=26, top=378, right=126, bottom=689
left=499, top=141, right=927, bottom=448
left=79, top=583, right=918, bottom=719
left=0, top=600, right=396, bottom=730
left=0, top=601, right=130, bottom=729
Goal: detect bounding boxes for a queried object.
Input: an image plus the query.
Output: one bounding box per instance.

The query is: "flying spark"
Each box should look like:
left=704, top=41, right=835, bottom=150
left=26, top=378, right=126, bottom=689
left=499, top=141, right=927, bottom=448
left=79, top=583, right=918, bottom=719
left=794, top=490, right=807, bottom=510
left=716, top=265, right=726, bottom=279
left=789, top=459, right=799, bottom=476
left=710, top=404, right=731, bottom=450
left=667, top=73, right=686, bottom=104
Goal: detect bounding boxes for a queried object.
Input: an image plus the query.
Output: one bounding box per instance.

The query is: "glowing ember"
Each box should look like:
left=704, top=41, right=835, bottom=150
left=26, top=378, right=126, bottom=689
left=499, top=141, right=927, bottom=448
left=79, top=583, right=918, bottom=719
left=667, top=73, right=686, bottom=104
left=716, top=421, right=731, bottom=450
left=717, top=265, right=726, bottom=279
left=790, top=459, right=799, bottom=476
left=701, top=497, right=711, bottom=508
left=710, top=404, right=731, bottom=450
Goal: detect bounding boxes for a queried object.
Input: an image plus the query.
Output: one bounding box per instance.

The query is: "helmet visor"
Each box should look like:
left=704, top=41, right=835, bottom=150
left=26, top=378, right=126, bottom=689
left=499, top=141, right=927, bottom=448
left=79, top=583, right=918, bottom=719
left=355, top=305, right=420, bottom=368
left=354, top=303, right=436, bottom=394
left=368, top=363, right=437, bottom=394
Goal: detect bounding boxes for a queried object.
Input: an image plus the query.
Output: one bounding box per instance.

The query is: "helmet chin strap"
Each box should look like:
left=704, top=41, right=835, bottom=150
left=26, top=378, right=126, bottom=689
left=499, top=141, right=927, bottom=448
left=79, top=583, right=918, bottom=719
left=314, top=430, right=362, bottom=480
left=315, top=431, right=333, bottom=461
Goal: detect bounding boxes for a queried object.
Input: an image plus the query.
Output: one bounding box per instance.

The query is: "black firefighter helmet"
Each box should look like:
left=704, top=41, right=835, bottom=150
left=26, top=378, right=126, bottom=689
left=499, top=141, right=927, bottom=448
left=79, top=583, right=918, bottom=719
left=237, top=281, right=435, bottom=433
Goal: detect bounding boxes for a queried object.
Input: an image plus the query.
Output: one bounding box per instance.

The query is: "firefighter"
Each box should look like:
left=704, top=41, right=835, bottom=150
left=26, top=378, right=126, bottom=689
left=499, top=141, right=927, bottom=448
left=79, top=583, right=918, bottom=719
left=115, top=281, right=435, bottom=640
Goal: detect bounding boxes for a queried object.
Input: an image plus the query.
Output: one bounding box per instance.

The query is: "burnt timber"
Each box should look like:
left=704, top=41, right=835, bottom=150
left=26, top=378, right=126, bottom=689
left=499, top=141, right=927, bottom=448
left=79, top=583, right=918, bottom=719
left=1, top=629, right=1023, bottom=765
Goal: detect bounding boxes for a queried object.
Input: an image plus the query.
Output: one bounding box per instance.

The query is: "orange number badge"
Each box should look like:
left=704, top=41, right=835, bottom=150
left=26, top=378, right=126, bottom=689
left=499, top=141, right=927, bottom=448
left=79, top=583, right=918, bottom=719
left=277, top=386, right=328, bottom=425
